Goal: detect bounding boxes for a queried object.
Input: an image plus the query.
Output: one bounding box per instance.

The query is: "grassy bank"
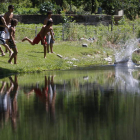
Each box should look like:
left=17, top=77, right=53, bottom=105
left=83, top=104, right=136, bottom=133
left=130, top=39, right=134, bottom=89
left=1, top=19, right=140, bottom=76
left=0, top=41, right=114, bottom=75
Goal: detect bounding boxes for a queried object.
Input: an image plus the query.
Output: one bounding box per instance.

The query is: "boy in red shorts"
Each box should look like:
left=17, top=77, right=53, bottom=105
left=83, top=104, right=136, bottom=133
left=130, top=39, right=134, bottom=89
left=22, top=20, right=55, bottom=58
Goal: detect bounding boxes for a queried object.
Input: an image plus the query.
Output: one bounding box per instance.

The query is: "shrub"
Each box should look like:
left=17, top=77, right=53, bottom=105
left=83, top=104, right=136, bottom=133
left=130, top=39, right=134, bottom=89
left=39, top=2, right=61, bottom=15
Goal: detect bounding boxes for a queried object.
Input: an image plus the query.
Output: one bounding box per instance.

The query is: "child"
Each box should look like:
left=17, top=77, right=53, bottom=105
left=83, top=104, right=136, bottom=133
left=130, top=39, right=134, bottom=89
left=4, top=5, right=14, bottom=53
left=0, top=16, right=13, bottom=57
left=44, top=11, right=54, bottom=53
left=22, top=20, right=55, bottom=58
left=8, top=19, right=18, bottom=64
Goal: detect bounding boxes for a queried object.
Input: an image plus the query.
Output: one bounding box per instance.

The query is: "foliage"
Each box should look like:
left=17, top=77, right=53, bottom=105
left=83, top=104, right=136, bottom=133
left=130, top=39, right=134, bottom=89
left=39, top=1, right=61, bottom=15
left=61, top=10, right=74, bottom=23
left=123, top=0, right=140, bottom=20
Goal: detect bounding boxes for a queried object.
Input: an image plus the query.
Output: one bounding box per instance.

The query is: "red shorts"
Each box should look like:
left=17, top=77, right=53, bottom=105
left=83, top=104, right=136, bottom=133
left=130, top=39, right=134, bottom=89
left=33, top=33, right=47, bottom=45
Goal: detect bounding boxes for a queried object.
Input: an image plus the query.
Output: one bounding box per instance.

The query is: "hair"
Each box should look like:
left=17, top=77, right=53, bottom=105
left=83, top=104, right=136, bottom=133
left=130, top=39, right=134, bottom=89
left=47, top=11, right=52, bottom=16
left=11, top=19, right=18, bottom=26
left=8, top=5, right=14, bottom=10
left=47, top=19, right=53, bottom=26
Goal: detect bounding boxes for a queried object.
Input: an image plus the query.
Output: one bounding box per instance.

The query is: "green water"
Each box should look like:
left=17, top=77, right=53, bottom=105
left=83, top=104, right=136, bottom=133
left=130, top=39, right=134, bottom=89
left=0, top=67, right=140, bottom=140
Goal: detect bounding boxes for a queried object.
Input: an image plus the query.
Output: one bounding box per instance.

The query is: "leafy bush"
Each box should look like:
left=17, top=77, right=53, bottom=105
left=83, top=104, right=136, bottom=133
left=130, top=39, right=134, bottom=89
left=39, top=2, right=61, bottom=15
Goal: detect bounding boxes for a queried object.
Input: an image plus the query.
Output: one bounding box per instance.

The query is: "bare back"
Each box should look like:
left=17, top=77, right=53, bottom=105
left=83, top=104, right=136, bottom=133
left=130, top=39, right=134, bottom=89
left=44, top=17, right=53, bottom=25
left=40, top=25, right=53, bottom=37
left=4, top=11, right=13, bottom=25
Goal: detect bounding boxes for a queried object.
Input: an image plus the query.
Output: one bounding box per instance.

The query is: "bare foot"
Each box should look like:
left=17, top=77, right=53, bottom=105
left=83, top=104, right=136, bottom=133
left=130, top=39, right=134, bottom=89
left=8, top=60, right=13, bottom=64
left=2, top=53, right=5, bottom=56
left=22, top=37, right=27, bottom=42
left=5, top=50, right=8, bottom=53
left=1, top=52, right=5, bottom=56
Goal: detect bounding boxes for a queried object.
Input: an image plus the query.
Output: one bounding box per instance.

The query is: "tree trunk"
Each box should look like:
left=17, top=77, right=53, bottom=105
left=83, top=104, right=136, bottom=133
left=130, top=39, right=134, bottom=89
left=56, top=0, right=63, bottom=7
left=91, top=0, right=95, bottom=14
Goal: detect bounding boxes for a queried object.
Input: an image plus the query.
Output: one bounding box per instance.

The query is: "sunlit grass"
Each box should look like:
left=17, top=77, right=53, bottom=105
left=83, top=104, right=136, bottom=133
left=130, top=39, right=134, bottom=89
left=0, top=41, right=112, bottom=75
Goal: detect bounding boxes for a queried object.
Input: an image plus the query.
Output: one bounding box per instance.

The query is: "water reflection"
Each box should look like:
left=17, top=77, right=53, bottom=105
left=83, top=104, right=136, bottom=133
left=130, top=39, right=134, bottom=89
left=24, top=75, right=56, bottom=121
left=0, top=75, right=18, bottom=131
left=0, top=69, right=140, bottom=139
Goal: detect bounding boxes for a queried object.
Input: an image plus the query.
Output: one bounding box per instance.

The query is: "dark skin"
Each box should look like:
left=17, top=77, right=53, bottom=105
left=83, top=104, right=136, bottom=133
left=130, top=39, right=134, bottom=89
left=0, top=17, right=12, bottom=55
left=44, top=14, right=54, bottom=53
left=4, top=7, right=14, bottom=52
left=8, top=21, right=18, bottom=64
left=22, top=23, right=55, bottom=58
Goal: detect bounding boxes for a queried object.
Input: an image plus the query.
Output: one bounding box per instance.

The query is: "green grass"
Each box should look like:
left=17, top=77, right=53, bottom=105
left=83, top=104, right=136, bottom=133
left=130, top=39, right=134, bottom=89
left=0, top=41, right=112, bottom=75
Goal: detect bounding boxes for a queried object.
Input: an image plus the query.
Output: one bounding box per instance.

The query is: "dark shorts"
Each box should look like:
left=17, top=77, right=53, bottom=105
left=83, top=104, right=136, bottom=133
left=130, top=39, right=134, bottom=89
left=8, top=39, right=16, bottom=49
left=46, top=34, right=54, bottom=44
left=33, top=33, right=47, bottom=45
left=0, top=31, right=6, bottom=45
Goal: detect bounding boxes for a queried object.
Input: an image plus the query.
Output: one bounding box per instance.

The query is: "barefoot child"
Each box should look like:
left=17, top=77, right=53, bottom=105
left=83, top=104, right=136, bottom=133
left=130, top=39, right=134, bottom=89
left=22, top=20, right=55, bottom=58
left=4, top=5, right=14, bottom=53
left=0, top=16, right=13, bottom=57
left=8, top=19, right=18, bottom=64
left=44, top=11, right=55, bottom=53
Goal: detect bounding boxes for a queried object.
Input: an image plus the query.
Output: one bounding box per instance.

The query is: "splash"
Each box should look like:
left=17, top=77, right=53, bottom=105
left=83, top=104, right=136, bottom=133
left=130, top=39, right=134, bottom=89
left=114, top=39, right=140, bottom=65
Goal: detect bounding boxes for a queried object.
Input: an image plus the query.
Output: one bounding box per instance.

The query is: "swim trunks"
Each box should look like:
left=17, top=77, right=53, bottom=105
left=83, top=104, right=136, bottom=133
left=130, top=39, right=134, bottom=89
left=8, top=39, right=16, bottom=48
left=33, top=33, right=47, bottom=45
left=0, top=31, right=6, bottom=45
left=46, top=33, right=54, bottom=44
left=4, top=25, right=11, bottom=40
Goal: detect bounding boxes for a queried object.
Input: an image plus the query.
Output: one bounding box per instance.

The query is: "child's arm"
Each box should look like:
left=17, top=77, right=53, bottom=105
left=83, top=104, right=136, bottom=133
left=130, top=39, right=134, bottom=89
left=0, top=17, right=8, bottom=29
left=10, top=27, right=16, bottom=46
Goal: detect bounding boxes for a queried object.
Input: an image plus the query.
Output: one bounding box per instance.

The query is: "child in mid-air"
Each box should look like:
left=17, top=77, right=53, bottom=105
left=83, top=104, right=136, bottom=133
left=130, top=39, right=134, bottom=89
left=8, top=19, right=18, bottom=64
left=22, top=20, right=55, bottom=58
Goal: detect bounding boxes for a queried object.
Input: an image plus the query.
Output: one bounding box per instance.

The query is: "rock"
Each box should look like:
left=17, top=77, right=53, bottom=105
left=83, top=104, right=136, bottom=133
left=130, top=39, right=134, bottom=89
left=82, top=44, right=88, bottom=47
left=67, top=61, right=73, bottom=64
left=104, top=57, right=112, bottom=62
left=71, top=58, right=78, bottom=61
left=57, top=54, right=63, bottom=58
left=83, top=76, right=89, bottom=80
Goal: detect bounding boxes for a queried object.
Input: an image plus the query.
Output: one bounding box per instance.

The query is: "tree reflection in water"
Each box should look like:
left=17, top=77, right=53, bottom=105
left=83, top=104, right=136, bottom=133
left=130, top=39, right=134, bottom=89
left=0, top=68, right=140, bottom=139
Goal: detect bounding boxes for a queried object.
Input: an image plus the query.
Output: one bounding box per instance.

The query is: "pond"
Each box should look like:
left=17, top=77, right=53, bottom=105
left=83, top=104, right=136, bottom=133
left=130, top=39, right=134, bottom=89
left=0, top=66, right=140, bottom=140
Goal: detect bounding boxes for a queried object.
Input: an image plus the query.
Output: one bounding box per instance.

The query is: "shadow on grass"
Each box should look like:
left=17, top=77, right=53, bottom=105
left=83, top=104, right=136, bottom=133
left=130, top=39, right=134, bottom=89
left=29, top=51, right=44, bottom=53
left=0, top=67, right=17, bottom=79
left=27, top=55, right=37, bottom=57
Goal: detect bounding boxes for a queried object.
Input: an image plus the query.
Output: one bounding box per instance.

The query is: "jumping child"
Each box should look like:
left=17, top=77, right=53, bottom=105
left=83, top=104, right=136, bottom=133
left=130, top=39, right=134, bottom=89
left=8, top=19, right=18, bottom=64
left=22, top=20, right=55, bottom=58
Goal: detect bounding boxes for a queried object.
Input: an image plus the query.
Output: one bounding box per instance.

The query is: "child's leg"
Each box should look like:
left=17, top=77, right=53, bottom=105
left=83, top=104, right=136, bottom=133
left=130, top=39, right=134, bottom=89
left=8, top=48, right=18, bottom=64
left=0, top=46, right=5, bottom=56
left=2, top=44, right=13, bottom=56
left=47, top=44, right=50, bottom=53
left=5, top=40, right=9, bottom=53
left=22, top=37, right=35, bottom=45
left=43, top=44, right=47, bottom=58
left=50, top=43, right=53, bottom=53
